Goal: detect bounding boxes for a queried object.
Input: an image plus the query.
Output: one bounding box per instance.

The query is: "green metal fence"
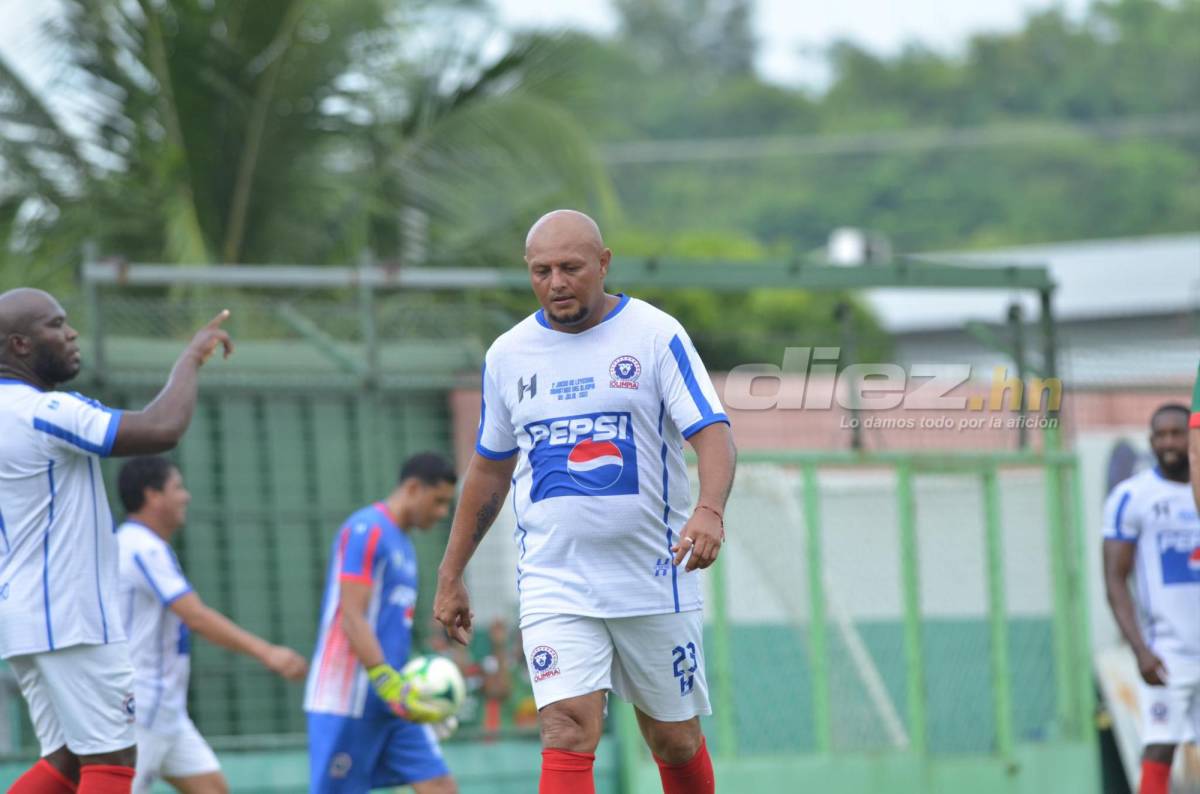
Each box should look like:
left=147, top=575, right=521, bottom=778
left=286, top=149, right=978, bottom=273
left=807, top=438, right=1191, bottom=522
left=616, top=449, right=1098, bottom=794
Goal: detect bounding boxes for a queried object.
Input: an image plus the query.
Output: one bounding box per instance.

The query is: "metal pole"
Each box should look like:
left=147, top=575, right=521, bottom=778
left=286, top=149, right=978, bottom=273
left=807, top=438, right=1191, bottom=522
left=82, top=242, right=105, bottom=387
left=835, top=301, right=862, bottom=450
left=896, top=463, right=927, bottom=755
left=1008, top=303, right=1027, bottom=449
left=708, top=537, right=738, bottom=758
left=803, top=464, right=833, bottom=754
left=982, top=467, right=1015, bottom=761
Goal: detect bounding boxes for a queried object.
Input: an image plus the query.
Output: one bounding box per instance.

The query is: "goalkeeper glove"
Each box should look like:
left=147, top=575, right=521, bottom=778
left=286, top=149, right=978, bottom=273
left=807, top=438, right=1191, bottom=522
left=367, top=664, right=440, bottom=723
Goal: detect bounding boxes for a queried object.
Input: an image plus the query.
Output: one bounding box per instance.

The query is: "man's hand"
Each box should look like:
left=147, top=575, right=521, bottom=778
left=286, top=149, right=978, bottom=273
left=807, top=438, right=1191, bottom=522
left=261, top=645, right=308, bottom=681
left=671, top=505, right=724, bottom=572
left=367, top=664, right=442, bottom=722
left=1136, top=647, right=1169, bottom=686
left=188, top=310, right=234, bottom=366
left=433, top=575, right=474, bottom=645
left=432, top=716, right=459, bottom=741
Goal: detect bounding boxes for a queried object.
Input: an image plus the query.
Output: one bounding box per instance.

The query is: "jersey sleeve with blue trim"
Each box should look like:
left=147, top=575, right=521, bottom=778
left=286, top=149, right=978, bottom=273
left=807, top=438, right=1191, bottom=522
left=656, top=323, right=729, bottom=439
left=476, top=358, right=518, bottom=459
left=132, top=542, right=192, bottom=605
left=339, top=523, right=384, bottom=584
left=1102, top=482, right=1139, bottom=542
left=32, top=391, right=122, bottom=458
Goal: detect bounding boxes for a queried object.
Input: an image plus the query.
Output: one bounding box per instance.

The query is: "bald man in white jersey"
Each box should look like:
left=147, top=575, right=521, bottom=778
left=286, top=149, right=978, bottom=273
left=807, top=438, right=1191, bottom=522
left=434, top=211, right=736, bottom=794
left=0, top=288, right=232, bottom=794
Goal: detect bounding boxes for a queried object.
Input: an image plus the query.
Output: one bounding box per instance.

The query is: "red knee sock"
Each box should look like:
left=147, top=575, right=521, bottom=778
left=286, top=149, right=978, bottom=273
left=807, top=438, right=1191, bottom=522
left=539, top=748, right=595, bottom=794
left=10, top=758, right=78, bottom=793
left=1139, top=759, right=1171, bottom=794
left=78, top=765, right=134, bottom=794
left=654, top=736, right=715, bottom=794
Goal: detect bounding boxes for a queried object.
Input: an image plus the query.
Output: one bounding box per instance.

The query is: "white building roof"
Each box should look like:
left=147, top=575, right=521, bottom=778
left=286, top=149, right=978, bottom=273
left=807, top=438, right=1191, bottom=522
left=862, top=234, right=1200, bottom=333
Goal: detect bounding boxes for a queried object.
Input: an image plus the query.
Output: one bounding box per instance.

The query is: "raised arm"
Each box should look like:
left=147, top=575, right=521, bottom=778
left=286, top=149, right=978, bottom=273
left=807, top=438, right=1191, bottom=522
left=434, top=452, right=518, bottom=644
left=111, top=310, right=234, bottom=455
left=672, top=422, right=737, bottom=571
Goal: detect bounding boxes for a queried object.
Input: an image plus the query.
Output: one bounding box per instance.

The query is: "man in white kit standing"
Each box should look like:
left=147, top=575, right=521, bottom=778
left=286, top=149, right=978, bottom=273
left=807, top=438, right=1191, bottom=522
left=115, top=455, right=308, bottom=793
left=1103, top=403, right=1200, bottom=794
left=0, top=288, right=232, bottom=794
left=433, top=210, right=736, bottom=794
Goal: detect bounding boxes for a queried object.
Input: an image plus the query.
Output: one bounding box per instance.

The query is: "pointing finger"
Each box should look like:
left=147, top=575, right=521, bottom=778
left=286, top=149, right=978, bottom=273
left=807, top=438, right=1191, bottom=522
left=205, top=309, right=231, bottom=329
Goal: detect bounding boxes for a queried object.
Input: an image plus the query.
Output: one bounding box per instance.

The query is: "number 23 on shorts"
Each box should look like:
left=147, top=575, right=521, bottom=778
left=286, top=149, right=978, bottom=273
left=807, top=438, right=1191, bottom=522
left=672, top=642, right=698, bottom=696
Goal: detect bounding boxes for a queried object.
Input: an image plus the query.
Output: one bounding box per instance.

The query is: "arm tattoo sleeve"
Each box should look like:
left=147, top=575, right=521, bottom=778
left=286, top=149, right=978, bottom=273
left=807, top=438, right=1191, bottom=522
left=473, top=492, right=502, bottom=546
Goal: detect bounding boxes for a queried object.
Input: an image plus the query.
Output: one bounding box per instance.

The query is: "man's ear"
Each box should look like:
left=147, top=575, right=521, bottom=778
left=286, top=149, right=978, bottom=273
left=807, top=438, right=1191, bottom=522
left=599, top=247, right=612, bottom=276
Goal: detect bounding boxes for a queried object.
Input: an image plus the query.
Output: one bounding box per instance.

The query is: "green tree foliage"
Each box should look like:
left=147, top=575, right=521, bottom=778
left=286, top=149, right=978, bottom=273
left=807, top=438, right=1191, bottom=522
left=0, top=0, right=614, bottom=289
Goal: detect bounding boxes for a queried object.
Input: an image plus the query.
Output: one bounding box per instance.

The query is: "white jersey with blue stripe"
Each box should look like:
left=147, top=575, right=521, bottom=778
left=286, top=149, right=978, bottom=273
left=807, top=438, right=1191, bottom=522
left=476, top=295, right=730, bottom=623
left=1103, top=467, right=1200, bottom=659
left=117, top=521, right=193, bottom=734
left=0, top=379, right=125, bottom=659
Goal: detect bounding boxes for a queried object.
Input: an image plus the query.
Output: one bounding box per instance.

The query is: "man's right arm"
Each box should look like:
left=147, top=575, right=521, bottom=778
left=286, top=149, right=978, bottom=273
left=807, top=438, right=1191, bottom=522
left=1102, top=539, right=1166, bottom=685
left=111, top=310, right=233, bottom=456
left=1190, top=366, right=1200, bottom=510
left=170, top=591, right=307, bottom=680
left=434, top=453, right=518, bottom=644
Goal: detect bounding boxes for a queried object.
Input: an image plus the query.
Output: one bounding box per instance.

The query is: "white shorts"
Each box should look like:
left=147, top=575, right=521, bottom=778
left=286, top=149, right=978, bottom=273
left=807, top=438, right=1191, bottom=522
left=9, top=642, right=136, bottom=756
left=1140, top=656, right=1200, bottom=746
left=133, top=717, right=221, bottom=793
left=521, top=611, right=711, bottom=722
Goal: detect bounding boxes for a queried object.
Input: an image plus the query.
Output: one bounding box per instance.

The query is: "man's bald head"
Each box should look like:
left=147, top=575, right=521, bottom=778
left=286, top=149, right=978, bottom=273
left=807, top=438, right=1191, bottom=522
left=0, top=288, right=60, bottom=336
left=0, top=288, right=80, bottom=387
left=524, top=209, right=614, bottom=331
left=525, top=209, right=605, bottom=257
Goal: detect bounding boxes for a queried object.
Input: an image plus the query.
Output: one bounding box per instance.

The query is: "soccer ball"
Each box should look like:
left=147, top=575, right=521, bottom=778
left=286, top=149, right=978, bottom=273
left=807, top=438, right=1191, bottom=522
left=400, top=655, right=466, bottom=721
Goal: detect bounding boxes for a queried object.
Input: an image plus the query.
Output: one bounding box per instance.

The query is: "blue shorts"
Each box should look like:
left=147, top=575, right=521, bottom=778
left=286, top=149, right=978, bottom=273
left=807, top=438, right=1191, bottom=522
left=307, top=712, right=450, bottom=793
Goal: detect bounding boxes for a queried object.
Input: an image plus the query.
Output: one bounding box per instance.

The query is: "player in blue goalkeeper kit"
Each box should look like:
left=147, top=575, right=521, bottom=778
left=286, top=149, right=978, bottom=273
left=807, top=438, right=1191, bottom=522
left=304, top=453, right=459, bottom=794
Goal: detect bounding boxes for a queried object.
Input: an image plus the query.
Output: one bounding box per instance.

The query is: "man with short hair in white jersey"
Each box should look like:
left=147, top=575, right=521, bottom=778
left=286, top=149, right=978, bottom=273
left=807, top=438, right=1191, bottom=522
left=115, top=456, right=308, bottom=793
left=433, top=210, right=736, bottom=794
left=1103, top=403, right=1200, bottom=794
left=0, top=288, right=232, bottom=794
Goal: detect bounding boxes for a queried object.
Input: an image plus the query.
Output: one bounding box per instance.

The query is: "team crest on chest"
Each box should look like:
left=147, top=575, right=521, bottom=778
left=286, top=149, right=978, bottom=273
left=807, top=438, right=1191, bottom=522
left=609, top=355, right=641, bottom=389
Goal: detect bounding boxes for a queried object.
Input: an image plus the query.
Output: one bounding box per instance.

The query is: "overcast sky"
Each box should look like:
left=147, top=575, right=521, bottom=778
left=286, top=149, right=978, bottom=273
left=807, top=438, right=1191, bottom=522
left=1, top=0, right=1092, bottom=93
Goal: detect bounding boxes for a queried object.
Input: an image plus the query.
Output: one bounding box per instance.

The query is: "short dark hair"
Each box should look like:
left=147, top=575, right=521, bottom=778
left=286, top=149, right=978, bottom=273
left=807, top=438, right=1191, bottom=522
left=118, top=456, right=178, bottom=513
left=399, top=452, right=457, bottom=487
left=1151, top=403, right=1190, bottom=428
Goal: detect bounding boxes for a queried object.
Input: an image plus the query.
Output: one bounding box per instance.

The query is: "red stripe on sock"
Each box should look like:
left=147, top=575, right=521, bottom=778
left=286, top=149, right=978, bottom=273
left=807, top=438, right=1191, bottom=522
left=1139, top=759, right=1171, bottom=794
left=655, top=736, right=715, bottom=794
left=539, top=748, right=595, bottom=794
left=9, top=758, right=78, bottom=793
left=79, top=764, right=135, bottom=794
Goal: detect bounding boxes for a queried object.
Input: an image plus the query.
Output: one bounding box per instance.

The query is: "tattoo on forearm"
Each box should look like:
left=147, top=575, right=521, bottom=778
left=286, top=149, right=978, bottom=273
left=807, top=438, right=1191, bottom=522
left=473, top=492, right=502, bottom=546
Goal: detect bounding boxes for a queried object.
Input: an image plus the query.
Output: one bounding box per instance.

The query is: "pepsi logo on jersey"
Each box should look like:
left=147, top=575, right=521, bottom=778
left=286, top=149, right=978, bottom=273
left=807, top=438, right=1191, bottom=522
left=1157, top=530, right=1200, bottom=585
left=524, top=412, right=640, bottom=502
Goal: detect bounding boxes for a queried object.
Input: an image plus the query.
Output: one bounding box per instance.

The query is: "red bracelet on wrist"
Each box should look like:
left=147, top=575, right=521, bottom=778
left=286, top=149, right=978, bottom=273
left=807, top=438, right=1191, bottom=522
left=696, top=504, right=724, bottom=525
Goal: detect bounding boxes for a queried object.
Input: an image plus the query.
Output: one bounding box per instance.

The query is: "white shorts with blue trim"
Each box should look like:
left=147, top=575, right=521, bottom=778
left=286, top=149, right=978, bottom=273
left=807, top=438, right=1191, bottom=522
left=521, top=611, right=711, bottom=722
left=10, top=641, right=136, bottom=756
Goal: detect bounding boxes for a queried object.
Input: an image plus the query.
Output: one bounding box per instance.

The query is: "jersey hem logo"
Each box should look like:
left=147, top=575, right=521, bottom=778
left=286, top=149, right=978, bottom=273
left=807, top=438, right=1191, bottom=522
left=609, top=355, right=641, bottom=390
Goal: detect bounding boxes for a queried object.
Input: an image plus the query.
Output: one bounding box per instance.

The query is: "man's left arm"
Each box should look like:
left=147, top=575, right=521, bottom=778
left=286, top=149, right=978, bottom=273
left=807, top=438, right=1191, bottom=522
left=672, top=422, right=737, bottom=571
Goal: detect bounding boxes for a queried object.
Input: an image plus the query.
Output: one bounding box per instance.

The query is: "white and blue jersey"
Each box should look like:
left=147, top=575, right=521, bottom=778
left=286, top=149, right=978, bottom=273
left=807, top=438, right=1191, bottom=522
left=475, top=294, right=729, bottom=624
left=1104, top=468, right=1200, bottom=660
left=116, top=520, right=193, bottom=734
left=304, top=503, right=420, bottom=718
left=0, top=379, right=125, bottom=658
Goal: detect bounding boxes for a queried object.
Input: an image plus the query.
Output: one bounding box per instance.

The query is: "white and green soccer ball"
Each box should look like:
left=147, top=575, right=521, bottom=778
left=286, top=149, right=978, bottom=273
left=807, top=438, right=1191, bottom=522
left=401, top=655, right=467, bottom=722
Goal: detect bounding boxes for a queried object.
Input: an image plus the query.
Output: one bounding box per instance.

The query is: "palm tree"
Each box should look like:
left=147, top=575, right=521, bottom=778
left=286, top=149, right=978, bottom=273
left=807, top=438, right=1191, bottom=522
left=0, top=0, right=614, bottom=288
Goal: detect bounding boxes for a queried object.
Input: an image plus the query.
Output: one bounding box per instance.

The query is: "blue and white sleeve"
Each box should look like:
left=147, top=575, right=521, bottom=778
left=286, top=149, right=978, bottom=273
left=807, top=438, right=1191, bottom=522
left=475, top=356, right=518, bottom=460
left=657, top=323, right=730, bottom=440
left=1102, top=484, right=1138, bottom=543
left=132, top=545, right=193, bottom=605
left=32, top=391, right=123, bottom=457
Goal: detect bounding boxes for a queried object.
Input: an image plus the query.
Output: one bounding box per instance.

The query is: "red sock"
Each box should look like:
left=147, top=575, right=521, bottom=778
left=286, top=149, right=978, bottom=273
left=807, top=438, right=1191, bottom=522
left=10, top=758, right=78, bottom=793
left=1139, top=759, right=1171, bottom=794
left=654, top=736, right=715, bottom=794
left=78, top=764, right=134, bottom=794
left=539, top=748, right=595, bottom=794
